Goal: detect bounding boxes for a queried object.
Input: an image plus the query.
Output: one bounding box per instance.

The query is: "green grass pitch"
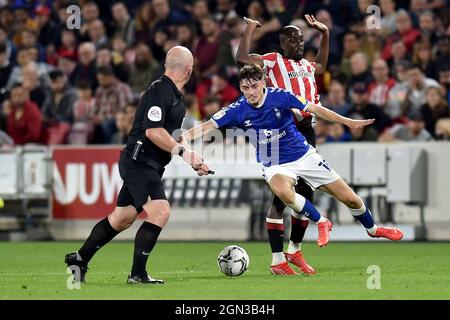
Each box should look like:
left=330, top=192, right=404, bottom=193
left=0, top=241, right=449, bottom=299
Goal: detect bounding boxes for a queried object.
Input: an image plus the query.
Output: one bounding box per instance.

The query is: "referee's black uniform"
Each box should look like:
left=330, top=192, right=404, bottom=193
left=117, top=75, right=185, bottom=213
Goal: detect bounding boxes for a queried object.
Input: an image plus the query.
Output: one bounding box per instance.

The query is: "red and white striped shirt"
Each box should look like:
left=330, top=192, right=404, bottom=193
left=262, top=52, right=319, bottom=121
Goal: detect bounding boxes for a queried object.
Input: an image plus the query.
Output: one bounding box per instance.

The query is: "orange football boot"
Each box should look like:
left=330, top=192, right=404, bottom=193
left=285, top=251, right=316, bottom=275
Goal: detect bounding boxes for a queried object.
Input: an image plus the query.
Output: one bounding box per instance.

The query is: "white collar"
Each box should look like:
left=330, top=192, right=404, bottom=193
left=249, top=88, right=268, bottom=109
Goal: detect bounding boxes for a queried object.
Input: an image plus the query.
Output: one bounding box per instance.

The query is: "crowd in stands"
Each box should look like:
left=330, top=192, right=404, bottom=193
left=0, top=0, right=450, bottom=147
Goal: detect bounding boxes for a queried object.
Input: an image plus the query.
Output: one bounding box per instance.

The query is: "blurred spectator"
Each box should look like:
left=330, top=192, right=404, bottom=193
left=312, top=10, right=343, bottom=67
left=368, top=58, right=396, bottom=109
left=68, top=81, right=96, bottom=145
left=438, top=65, right=450, bottom=106
left=21, top=62, right=49, bottom=109
left=202, top=95, right=222, bottom=120
left=387, top=38, right=410, bottom=74
left=182, top=94, right=200, bottom=130
left=0, top=7, right=14, bottom=36
left=195, top=68, right=239, bottom=117
left=87, top=19, right=108, bottom=49
left=194, top=15, right=221, bottom=79
left=111, top=110, right=130, bottom=144
left=323, top=80, right=351, bottom=116
left=0, top=26, right=16, bottom=64
left=435, top=118, right=450, bottom=140
left=94, top=65, right=133, bottom=143
left=57, top=30, right=78, bottom=62
left=436, top=36, right=450, bottom=71
left=420, top=86, right=449, bottom=137
left=348, top=112, right=380, bottom=142
left=325, top=123, right=352, bottom=143
left=0, top=42, right=12, bottom=100
left=128, top=43, right=161, bottom=95
left=134, top=1, right=153, bottom=43
left=348, top=52, right=374, bottom=89
left=387, top=59, right=410, bottom=120
left=314, top=118, right=329, bottom=145
left=192, top=0, right=211, bottom=36
left=348, top=82, right=392, bottom=133
left=111, top=2, right=135, bottom=47
left=215, top=0, right=238, bottom=28
left=176, top=23, right=197, bottom=52
left=0, top=128, right=13, bottom=146
left=339, top=31, right=361, bottom=80
left=96, top=45, right=129, bottom=83
left=380, top=0, right=398, bottom=36
left=379, top=110, right=433, bottom=141
left=20, top=29, right=45, bottom=61
left=418, top=10, right=439, bottom=46
left=35, top=5, right=59, bottom=47
left=70, top=42, right=97, bottom=89
left=381, top=9, right=421, bottom=61
left=401, top=64, right=440, bottom=116
left=217, top=17, right=244, bottom=76
left=245, top=0, right=266, bottom=26
left=152, top=0, right=190, bottom=32
left=412, top=40, right=438, bottom=80
left=80, top=1, right=100, bottom=41
left=4, top=84, right=42, bottom=145
left=57, top=53, right=77, bottom=79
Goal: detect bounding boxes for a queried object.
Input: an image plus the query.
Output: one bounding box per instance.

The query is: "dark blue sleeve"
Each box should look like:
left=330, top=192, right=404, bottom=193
left=284, top=90, right=310, bottom=111
left=210, top=106, right=241, bottom=128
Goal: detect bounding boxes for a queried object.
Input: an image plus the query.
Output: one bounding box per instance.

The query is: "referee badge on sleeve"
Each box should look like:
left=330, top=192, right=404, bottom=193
left=148, top=106, right=162, bottom=121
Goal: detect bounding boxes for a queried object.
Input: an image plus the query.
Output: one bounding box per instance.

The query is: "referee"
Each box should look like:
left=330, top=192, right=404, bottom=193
left=65, top=46, right=211, bottom=284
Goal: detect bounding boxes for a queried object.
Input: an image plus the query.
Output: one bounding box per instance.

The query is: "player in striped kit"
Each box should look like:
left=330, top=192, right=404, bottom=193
left=236, top=15, right=329, bottom=275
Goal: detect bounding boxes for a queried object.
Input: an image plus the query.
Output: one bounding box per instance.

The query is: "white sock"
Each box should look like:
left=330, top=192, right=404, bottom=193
left=287, top=241, right=301, bottom=254
left=271, top=252, right=286, bottom=265
left=367, top=225, right=378, bottom=235
left=316, top=216, right=327, bottom=224
left=287, top=193, right=306, bottom=212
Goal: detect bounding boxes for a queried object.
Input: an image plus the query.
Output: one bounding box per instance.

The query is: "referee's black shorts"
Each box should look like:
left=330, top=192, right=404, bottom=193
left=117, top=151, right=167, bottom=213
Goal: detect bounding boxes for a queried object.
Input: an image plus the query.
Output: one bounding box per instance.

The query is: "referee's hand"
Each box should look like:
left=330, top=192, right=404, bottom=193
left=196, top=163, right=212, bottom=176
left=182, top=149, right=203, bottom=168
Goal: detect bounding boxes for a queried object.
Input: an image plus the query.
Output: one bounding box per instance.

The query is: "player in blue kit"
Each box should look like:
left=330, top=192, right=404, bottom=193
left=182, top=64, right=404, bottom=275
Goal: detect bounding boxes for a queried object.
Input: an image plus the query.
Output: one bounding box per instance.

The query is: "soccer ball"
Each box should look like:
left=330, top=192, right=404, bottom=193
left=217, top=245, right=249, bottom=276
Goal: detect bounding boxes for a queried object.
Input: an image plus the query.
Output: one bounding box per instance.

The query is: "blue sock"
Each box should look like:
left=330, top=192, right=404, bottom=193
left=354, top=207, right=375, bottom=229
left=300, top=199, right=322, bottom=223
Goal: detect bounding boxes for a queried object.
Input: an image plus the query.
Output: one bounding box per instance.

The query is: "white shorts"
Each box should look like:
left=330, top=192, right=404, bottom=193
left=261, top=147, right=340, bottom=190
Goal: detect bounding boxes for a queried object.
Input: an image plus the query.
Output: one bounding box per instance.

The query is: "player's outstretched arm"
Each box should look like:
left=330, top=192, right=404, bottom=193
left=181, top=120, right=216, bottom=143
left=307, top=104, right=375, bottom=129
left=236, top=17, right=264, bottom=66
left=146, top=127, right=210, bottom=175
left=305, top=14, right=329, bottom=75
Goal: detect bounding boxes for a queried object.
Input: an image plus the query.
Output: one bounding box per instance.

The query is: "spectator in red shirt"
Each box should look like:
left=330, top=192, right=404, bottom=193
left=368, top=58, right=397, bottom=109
left=195, top=68, right=239, bottom=118
left=5, top=84, right=42, bottom=145
left=382, top=9, right=421, bottom=61
left=194, top=15, right=221, bottom=79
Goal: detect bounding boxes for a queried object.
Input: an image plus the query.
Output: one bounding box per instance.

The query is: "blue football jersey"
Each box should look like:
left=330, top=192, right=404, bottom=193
left=211, top=87, right=312, bottom=166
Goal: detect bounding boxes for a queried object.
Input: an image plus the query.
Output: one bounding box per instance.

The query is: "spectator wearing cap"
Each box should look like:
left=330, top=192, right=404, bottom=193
left=35, top=5, right=59, bottom=47
left=128, top=43, right=162, bottom=95
left=348, top=82, right=392, bottom=133
left=368, top=58, right=397, bottom=110
left=96, top=45, right=129, bottom=83
left=381, top=9, right=421, bottom=61
left=70, top=42, right=97, bottom=89
left=42, top=69, right=77, bottom=124
left=401, top=63, right=440, bottom=116
left=4, top=83, right=42, bottom=145
left=420, top=86, right=449, bottom=138
left=379, top=110, right=433, bottom=142
left=348, top=112, right=380, bottom=142
left=111, top=2, right=135, bottom=47
left=323, top=80, right=352, bottom=116
left=94, top=65, right=133, bottom=143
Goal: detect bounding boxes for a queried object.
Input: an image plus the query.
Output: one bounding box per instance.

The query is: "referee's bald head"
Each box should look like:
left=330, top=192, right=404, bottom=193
left=165, top=46, right=194, bottom=70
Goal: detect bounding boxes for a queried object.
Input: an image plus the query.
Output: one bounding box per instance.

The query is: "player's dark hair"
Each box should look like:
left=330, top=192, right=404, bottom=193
left=238, top=64, right=265, bottom=83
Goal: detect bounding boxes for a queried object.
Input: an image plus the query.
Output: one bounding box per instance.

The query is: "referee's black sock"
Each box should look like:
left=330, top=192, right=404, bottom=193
left=78, top=217, right=119, bottom=264
left=131, top=221, right=162, bottom=277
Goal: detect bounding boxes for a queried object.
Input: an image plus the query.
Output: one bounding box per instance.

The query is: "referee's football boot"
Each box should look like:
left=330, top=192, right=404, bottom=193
left=127, top=272, right=165, bottom=285
left=65, top=252, right=88, bottom=283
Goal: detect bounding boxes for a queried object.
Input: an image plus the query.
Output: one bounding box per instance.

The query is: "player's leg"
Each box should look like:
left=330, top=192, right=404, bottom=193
left=128, top=198, right=169, bottom=284
left=65, top=184, right=138, bottom=282
left=319, top=178, right=403, bottom=240
left=269, top=174, right=332, bottom=248
left=285, top=179, right=316, bottom=274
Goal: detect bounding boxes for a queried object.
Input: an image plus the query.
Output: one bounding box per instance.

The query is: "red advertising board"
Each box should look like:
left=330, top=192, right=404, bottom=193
left=52, top=147, right=122, bottom=219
